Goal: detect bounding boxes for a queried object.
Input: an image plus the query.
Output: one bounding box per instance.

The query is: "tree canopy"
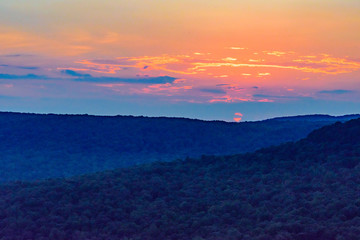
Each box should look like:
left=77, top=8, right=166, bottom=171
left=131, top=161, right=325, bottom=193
left=0, top=118, right=359, bottom=239
left=1, top=112, right=355, bottom=181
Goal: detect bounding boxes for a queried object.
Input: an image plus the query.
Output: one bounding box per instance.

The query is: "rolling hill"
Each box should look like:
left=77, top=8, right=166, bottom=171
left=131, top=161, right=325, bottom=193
left=0, top=118, right=359, bottom=239
left=0, top=112, right=359, bottom=181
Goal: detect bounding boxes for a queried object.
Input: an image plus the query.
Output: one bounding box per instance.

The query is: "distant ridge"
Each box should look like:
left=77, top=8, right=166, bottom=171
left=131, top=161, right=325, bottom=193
left=1, top=111, right=359, bottom=122
left=0, top=111, right=359, bottom=181
left=267, top=114, right=360, bottom=122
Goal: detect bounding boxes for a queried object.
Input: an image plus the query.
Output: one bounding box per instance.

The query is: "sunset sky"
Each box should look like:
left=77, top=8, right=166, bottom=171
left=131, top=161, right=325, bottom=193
left=0, top=0, right=359, bottom=121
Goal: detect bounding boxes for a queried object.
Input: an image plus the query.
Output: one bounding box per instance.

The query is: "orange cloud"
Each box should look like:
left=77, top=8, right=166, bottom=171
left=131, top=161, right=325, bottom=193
left=228, top=47, right=246, bottom=50
left=293, top=56, right=360, bottom=74
left=209, top=95, right=264, bottom=103
left=249, top=59, right=263, bottom=62
left=69, top=50, right=360, bottom=103
left=140, top=83, right=193, bottom=96
left=76, top=55, right=197, bottom=75
left=264, top=51, right=291, bottom=57
left=222, top=57, right=237, bottom=61
left=75, top=51, right=360, bottom=80
left=191, top=55, right=360, bottom=75
left=75, top=59, right=128, bottom=74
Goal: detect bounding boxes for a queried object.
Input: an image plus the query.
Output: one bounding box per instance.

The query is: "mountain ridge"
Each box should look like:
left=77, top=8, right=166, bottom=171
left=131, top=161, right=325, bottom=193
left=267, top=114, right=360, bottom=122
left=1, top=110, right=359, bottom=122
left=0, top=111, right=359, bottom=182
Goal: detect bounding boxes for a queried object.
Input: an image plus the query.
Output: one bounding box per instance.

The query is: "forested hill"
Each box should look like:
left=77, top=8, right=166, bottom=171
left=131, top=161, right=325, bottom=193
left=1, top=119, right=360, bottom=240
left=0, top=112, right=359, bottom=182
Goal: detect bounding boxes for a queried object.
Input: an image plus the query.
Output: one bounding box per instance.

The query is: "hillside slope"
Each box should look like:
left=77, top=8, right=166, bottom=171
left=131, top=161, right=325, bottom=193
left=1, top=112, right=357, bottom=181
left=0, top=118, right=359, bottom=239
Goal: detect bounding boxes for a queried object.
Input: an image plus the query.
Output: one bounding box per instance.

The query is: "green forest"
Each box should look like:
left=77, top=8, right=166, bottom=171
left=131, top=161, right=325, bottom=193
left=0, top=118, right=359, bottom=240
left=1, top=112, right=356, bottom=182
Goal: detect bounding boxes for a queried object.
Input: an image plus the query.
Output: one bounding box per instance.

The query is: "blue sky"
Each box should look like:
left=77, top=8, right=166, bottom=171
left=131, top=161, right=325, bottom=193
left=0, top=0, right=359, bottom=121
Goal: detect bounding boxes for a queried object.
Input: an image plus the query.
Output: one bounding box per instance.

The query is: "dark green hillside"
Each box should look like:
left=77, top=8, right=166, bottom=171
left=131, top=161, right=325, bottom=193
left=1, top=112, right=356, bottom=182
left=0, top=118, right=360, bottom=240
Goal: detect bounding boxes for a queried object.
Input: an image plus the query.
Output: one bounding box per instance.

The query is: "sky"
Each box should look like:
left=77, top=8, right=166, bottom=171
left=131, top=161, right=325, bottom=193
left=0, top=0, right=359, bottom=121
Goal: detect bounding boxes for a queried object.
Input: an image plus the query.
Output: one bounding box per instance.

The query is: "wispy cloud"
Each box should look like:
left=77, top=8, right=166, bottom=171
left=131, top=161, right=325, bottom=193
left=1, top=48, right=357, bottom=106
left=76, top=55, right=195, bottom=75
left=61, top=69, right=91, bottom=77
left=318, top=89, right=354, bottom=95
left=252, top=94, right=306, bottom=100
left=59, top=69, right=177, bottom=84
left=198, top=88, right=227, bottom=94
left=69, top=51, right=360, bottom=104
left=0, top=95, right=18, bottom=99
left=75, top=52, right=360, bottom=78
left=0, top=54, right=34, bottom=58
left=0, top=74, right=45, bottom=80
left=128, top=83, right=194, bottom=98
left=228, top=47, right=246, bottom=50
left=263, top=51, right=293, bottom=57
left=74, top=75, right=178, bottom=84
left=253, top=94, right=278, bottom=98
left=208, top=95, right=268, bottom=103
left=191, top=59, right=360, bottom=75
left=0, top=64, right=38, bottom=70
